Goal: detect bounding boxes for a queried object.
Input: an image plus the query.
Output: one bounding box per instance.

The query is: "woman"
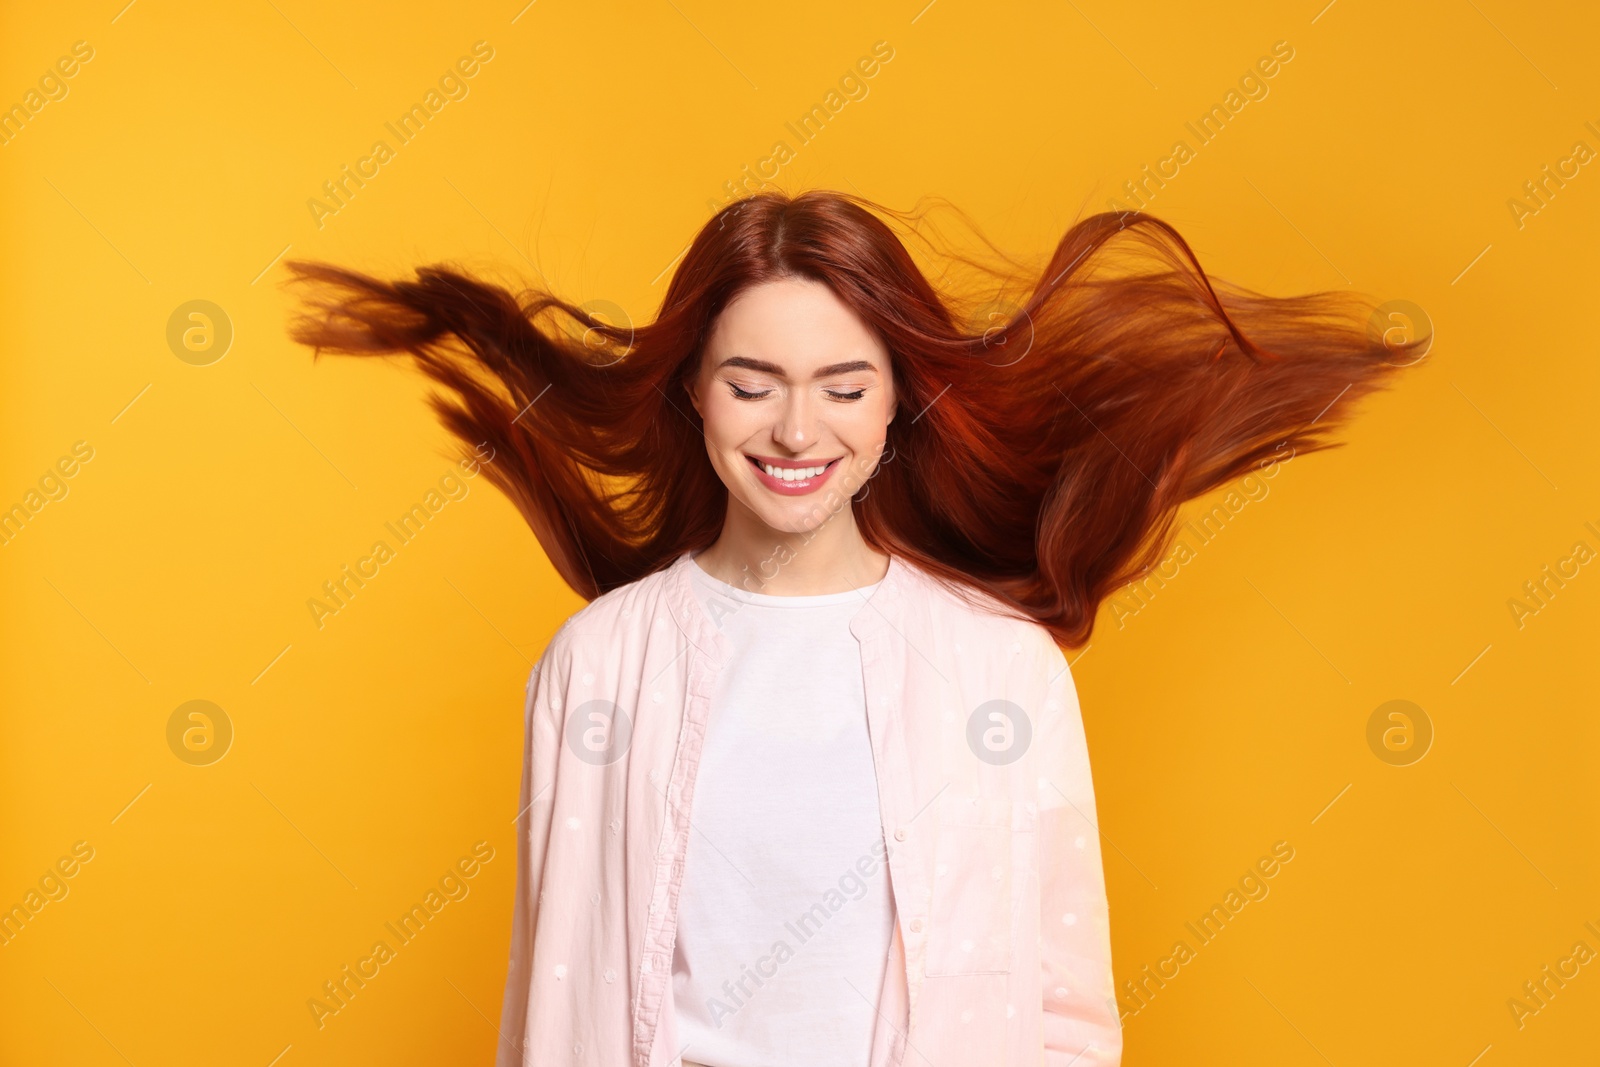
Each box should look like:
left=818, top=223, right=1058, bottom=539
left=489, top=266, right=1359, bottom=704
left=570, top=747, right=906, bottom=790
left=284, top=190, right=1422, bottom=1066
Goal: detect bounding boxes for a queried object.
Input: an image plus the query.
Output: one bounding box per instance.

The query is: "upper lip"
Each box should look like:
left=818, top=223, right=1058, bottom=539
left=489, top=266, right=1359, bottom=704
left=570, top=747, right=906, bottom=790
left=745, top=453, right=841, bottom=470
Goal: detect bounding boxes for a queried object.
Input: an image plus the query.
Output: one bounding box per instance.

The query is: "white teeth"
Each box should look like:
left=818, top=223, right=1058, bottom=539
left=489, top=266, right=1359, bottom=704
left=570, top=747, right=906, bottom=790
left=762, top=462, right=827, bottom=481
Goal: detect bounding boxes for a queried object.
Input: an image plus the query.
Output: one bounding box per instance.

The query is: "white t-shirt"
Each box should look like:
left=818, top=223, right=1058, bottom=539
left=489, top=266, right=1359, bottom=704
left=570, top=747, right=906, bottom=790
left=671, top=557, right=895, bottom=1067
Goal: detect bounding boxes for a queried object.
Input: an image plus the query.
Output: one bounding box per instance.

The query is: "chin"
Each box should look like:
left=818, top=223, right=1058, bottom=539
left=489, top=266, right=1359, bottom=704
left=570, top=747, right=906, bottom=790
left=746, top=497, right=826, bottom=532
left=759, top=510, right=824, bottom=535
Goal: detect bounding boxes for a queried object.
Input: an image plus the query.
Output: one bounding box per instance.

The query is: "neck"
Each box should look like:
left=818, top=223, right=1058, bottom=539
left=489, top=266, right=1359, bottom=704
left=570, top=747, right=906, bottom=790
left=693, top=508, right=889, bottom=596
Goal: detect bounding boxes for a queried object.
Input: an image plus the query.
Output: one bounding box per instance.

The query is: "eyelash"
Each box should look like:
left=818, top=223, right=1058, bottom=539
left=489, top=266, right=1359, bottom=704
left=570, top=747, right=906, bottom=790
left=728, top=384, right=866, bottom=402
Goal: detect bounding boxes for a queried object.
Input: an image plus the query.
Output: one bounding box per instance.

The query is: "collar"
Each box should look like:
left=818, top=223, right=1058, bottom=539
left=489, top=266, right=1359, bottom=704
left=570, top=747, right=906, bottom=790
left=664, top=548, right=909, bottom=662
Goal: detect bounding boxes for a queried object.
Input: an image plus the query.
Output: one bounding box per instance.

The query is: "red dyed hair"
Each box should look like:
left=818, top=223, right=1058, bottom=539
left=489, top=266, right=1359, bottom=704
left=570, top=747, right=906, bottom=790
left=283, top=189, right=1424, bottom=647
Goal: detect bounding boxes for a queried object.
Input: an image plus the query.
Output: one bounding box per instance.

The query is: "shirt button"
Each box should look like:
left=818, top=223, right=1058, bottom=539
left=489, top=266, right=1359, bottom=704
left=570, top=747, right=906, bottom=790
left=910, top=918, right=924, bottom=933
left=894, top=828, right=907, bottom=841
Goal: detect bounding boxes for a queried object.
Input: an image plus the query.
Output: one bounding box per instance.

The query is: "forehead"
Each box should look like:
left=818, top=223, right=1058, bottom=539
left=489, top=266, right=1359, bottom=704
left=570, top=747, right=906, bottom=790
left=707, top=277, right=886, bottom=371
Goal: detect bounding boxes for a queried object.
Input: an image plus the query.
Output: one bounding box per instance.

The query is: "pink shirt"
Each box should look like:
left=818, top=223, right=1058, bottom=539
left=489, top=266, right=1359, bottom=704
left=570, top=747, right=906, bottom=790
left=496, top=549, right=1122, bottom=1067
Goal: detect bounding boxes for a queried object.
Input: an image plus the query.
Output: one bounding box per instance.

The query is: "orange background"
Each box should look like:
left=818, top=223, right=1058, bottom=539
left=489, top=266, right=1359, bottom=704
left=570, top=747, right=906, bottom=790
left=2, top=1, right=1596, bottom=1064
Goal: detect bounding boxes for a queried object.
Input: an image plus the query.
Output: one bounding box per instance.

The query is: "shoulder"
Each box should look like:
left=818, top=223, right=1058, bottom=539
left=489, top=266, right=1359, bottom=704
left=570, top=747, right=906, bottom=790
left=564, top=561, right=677, bottom=637
left=896, top=556, right=1060, bottom=661
left=526, top=558, right=681, bottom=683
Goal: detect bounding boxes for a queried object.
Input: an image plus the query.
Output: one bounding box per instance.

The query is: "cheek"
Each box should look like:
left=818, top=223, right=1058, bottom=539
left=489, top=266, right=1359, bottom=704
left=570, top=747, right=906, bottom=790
left=842, top=399, right=894, bottom=448
left=701, top=395, right=758, bottom=452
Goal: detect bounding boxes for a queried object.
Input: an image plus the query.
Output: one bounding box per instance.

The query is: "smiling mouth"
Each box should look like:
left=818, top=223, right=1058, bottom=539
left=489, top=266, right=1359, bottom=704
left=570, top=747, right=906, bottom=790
left=745, top=455, right=842, bottom=482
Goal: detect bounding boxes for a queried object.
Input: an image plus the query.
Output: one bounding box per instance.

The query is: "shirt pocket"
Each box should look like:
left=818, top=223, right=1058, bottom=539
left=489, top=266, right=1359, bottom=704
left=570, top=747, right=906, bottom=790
left=923, top=796, right=1035, bottom=977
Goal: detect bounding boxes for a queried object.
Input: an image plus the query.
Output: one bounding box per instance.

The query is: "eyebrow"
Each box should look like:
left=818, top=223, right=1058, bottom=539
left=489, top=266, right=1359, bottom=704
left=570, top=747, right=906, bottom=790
left=715, top=356, right=880, bottom=378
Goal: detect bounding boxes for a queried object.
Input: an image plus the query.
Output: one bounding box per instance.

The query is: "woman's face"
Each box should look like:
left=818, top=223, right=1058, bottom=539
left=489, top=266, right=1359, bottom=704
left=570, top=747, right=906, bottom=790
left=686, top=275, right=897, bottom=535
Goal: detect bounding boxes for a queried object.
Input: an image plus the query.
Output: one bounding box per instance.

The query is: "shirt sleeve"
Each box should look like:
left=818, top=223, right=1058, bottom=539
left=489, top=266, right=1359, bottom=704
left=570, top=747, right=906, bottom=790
left=496, top=628, right=570, bottom=1067
left=1034, top=637, right=1123, bottom=1066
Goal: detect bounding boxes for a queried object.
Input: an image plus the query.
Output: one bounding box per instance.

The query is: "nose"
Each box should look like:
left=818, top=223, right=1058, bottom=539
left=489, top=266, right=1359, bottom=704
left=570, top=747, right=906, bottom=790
left=772, top=387, right=820, bottom=451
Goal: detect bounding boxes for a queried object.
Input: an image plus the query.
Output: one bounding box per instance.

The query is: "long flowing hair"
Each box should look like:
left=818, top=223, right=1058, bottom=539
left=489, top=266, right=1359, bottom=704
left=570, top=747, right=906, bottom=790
left=282, top=189, right=1424, bottom=647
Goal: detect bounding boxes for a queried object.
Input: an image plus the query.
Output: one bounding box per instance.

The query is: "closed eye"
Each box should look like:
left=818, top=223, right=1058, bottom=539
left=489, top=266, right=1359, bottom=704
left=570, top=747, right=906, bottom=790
left=726, top=383, right=867, bottom=402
